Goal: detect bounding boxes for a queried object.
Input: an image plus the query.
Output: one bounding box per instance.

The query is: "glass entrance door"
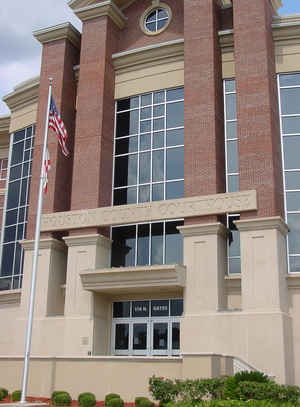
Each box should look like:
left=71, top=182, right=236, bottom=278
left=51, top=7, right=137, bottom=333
left=132, top=323, right=148, bottom=355
left=151, top=321, right=169, bottom=355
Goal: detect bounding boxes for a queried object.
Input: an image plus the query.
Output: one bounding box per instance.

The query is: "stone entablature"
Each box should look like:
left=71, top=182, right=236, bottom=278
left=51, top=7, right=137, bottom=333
left=41, top=190, right=257, bottom=232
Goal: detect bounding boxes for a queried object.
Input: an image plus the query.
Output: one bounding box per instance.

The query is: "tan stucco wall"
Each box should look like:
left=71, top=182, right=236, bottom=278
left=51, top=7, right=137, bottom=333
left=9, top=103, right=38, bottom=133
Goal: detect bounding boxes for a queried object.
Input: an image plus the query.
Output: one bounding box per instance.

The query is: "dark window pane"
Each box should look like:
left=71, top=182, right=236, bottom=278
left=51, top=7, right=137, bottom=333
left=20, top=178, right=28, bottom=206
left=171, top=299, right=183, bottom=316
left=139, top=152, right=151, bottom=184
left=141, top=107, right=151, bottom=120
left=167, top=88, right=184, bottom=102
left=225, top=80, right=236, bottom=92
left=152, top=183, right=164, bottom=202
left=26, top=127, right=32, bottom=139
left=113, top=301, right=130, bottom=318
left=22, top=162, right=29, bottom=177
left=226, top=94, right=237, bottom=120
left=281, top=88, right=300, bottom=115
left=153, top=323, right=168, bottom=350
left=14, top=130, right=26, bottom=142
left=1, top=243, right=15, bottom=276
left=146, top=22, right=156, bottom=31
left=138, top=185, right=150, bottom=203
left=137, top=224, right=150, bottom=266
left=280, top=73, right=300, bottom=87
left=153, top=104, right=165, bottom=117
left=288, top=214, right=300, bottom=254
left=154, top=91, right=165, bottom=104
left=146, top=10, right=156, bottom=22
left=12, top=276, right=21, bottom=289
left=166, top=129, right=184, bottom=147
left=6, top=209, right=18, bottom=226
left=10, top=165, right=22, bottom=180
left=166, top=181, right=184, bottom=200
left=13, top=243, right=22, bottom=275
left=117, top=97, right=139, bottom=111
left=116, top=110, right=139, bottom=137
left=11, top=141, right=24, bottom=165
left=282, top=117, right=300, bottom=134
left=227, top=140, right=239, bottom=173
left=283, top=137, right=300, bottom=169
left=285, top=172, right=300, bottom=190
left=154, top=118, right=164, bottom=131
left=157, top=20, right=167, bottom=30
left=114, top=187, right=137, bottom=206
left=153, top=131, right=164, bottom=149
left=151, top=300, right=169, bottom=316
left=228, top=175, right=239, bottom=193
left=172, top=322, right=180, bottom=350
left=228, top=216, right=240, bottom=258
left=152, top=150, right=164, bottom=182
left=24, top=150, right=30, bottom=162
left=140, top=134, right=151, bottom=151
left=132, top=301, right=149, bottom=317
left=165, top=221, right=183, bottom=264
left=115, top=137, right=138, bottom=155
left=7, top=180, right=20, bottom=209
left=226, top=121, right=237, bottom=140
left=17, top=224, right=25, bottom=241
left=114, top=155, right=137, bottom=187
left=4, top=226, right=16, bottom=243
left=140, top=120, right=151, bottom=133
left=141, top=94, right=152, bottom=106
left=158, top=9, right=168, bottom=18
left=287, top=191, right=300, bottom=212
left=133, top=324, right=147, bottom=350
left=289, top=256, right=300, bottom=273
left=115, top=324, right=129, bottom=350
left=111, top=225, right=136, bottom=267
left=151, top=222, right=163, bottom=264
left=167, top=102, right=184, bottom=128
left=0, top=278, right=12, bottom=291
left=166, top=147, right=184, bottom=180
left=25, top=138, right=31, bottom=149
left=228, top=258, right=241, bottom=274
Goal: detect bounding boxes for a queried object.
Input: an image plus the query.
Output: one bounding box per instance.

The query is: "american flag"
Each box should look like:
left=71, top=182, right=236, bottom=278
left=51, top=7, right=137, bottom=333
left=43, top=148, right=51, bottom=194
left=49, top=96, right=69, bottom=156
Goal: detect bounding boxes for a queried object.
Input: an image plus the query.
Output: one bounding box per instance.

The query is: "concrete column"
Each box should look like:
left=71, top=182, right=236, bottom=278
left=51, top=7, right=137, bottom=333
left=236, top=216, right=294, bottom=384
left=233, top=0, right=284, bottom=219
left=63, top=234, right=112, bottom=356
left=27, top=24, right=80, bottom=239
left=19, top=238, right=67, bottom=355
left=178, top=223, right=227, bottom=352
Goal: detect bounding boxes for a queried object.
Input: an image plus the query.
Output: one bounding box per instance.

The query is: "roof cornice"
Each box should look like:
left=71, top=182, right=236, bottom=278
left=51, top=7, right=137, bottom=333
left=0, top=115, right=10, bottom=135
left=3, top=77, right=40, bottom=113
left=217, top=0, right=282, bottom=13
left=72, top=1, right=127, bottom=28
left=33, top=22, right=81, bottom=49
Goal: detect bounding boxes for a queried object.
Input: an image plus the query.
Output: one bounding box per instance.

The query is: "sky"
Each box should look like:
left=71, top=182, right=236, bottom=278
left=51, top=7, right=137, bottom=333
left=0, top=0, right=300, bottom=116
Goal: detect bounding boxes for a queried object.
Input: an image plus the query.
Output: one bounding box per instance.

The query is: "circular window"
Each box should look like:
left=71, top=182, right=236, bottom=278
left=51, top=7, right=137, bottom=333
left=140, top=3, right=172, bottom=36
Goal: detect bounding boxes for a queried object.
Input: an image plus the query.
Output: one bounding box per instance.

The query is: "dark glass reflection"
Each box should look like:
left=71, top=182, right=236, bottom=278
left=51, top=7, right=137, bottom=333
left=113, top=301, right=130, bottom=318
left=167, top=102, right=184, bottom=128
left=165, top=221, right=183, bottom=264
left=288, top=214, right=300, bottom=254
left=1, top=244, right=14, bottom=277
left=166, top=181, right=184, bottom=200
left=283, top=137, right=300, bottom=169
left=153, top=104, right=165, bottom=117
left=166, top=129, right=184, bottom=147
left=116, top=110, right=139, bottom=137
left=289, top=256, right=300, bottom=273
left=4, top=226, right=16, bottom=243
left=138, top=185, right=150, bottom=203
left=151, top=223, right=163, bottom=264
left=172, top=322, right=180, bottom=350
left=11, top=142, right=24, bottom=165
left=152, top=150, right=164, bottom=182
left=154, top=91, right=165, bottom=104
left=152, top=184, right=164, bottom=202
left=287, top=192, right=300, bottom=212
left=10, top=165, right=22, bottom=181
left=170, top=299, right=183, bottom=316
left=153, top=323, right=168, bottom=350
left=166, top=147, right=184, bottom=180
left=151, top=300, right=169, bottom=317
left=137, top=224, right=150, bottom=265
left=227, top=140, right=239, bottom=173
left=166, top=88, right=184, bottom=101
left=282, top=117, right=300, bottom=135
left=153, top=131, right=164, bottom=148
left=115, top=137, right=138, bottom=155
left=14, top=130, right=26, bottom=143
left=140, top=134, right=151, bottom=151
left=280, top=73, right=300, bottom=87
left=7, top=181, right=20, bottom=210
left=114, top=187, right=137, bottom=206
left=114, top=155, right=137, bottom=187
left=139, top=152, right=151, bottom=184
left=281, top=88, right=300, bottom=115
left=111, top=226, right=136, bottom=267
left=132, top=301, right=149, bottom=317
left=6, top=209, right=18, bottom=226
left=133, top=324, right=147, bottom=350
left=228, top=215, right=240, bottom=258
left=115, top=324, right=129, bottom=350
left=228, top=258, right=241, bottom=274
left=285, top=172, right=300, bottom=190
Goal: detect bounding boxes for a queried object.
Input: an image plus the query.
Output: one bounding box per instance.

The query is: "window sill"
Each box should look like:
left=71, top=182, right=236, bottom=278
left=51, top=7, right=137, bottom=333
left=0, top=289, right=21, bottom=305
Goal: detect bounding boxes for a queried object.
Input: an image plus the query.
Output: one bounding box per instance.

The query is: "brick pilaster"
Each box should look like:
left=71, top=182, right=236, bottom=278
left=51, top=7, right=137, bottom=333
left=184, top=0, right=225, bottom=225
left=27, top=24, right=80, bottom=239
left=233, top=0, right=284, bottom=219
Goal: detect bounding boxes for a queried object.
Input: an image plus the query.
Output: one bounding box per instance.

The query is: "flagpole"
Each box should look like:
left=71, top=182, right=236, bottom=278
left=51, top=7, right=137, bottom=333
left=20, top=78, right=53, bottom=404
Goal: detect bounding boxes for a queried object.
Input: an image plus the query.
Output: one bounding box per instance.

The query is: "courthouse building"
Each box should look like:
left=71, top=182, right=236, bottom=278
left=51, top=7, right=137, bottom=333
left=1, top=0, right=300, bottom=399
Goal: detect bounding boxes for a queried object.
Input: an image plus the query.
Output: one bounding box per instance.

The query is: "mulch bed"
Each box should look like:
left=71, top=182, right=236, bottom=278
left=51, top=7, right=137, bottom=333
left=0, top=396, right=136, bottom=407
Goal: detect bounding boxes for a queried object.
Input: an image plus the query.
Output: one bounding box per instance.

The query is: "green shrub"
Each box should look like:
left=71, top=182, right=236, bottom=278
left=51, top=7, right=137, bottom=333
left=105, top=393, right=121, bottom=406
left=52, top=391, right=72, bottom=406
left=52, top=391, right=66, bottom=403
left=139, top=398, right=155, bottom=407
left=149, top=376, right=179, bottom=405
left=11, top=390, right=21, bottom=402
left=78, top=393, right=96, bottom=407
left=223, top=371, right=271, bottom=400
left=135, top=397, right=149, bottom=407
left=0, top=388, right=9, bottom=401
left=107, top=397, right=124, bottom=407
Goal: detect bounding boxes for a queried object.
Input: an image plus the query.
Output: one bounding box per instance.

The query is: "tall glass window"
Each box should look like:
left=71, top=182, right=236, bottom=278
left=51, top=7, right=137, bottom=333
left=278, top=73, right=300, bottom=273
left=224, top=79, right=241, bottom=274
left=0, top=125, right=35, bottom=290
left=112, top=89, right=184, bottom=268
left=113, top=88, right=184, bottom=205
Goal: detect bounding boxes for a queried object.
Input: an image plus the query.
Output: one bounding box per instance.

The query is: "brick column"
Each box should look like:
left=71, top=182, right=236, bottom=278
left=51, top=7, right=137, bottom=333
left=27, top=24, right=80, bottom=239
left=233, top=0, right=284, bottom=219
left=184, top=0, right=225, bottom=225
left=70, top=4, right=126, bottom=215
